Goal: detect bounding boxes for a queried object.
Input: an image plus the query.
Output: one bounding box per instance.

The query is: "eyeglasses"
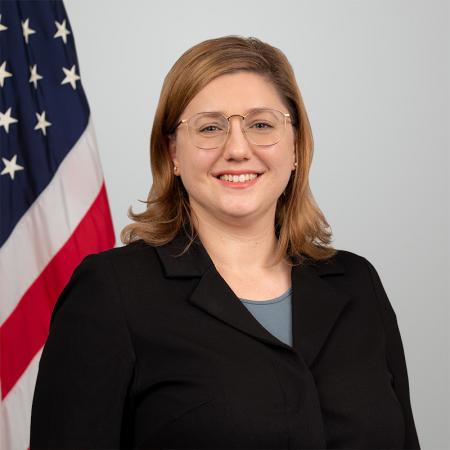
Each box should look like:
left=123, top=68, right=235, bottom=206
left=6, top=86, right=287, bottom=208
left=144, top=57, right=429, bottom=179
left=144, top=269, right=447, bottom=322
left=173, top=108, right=291, bottom=150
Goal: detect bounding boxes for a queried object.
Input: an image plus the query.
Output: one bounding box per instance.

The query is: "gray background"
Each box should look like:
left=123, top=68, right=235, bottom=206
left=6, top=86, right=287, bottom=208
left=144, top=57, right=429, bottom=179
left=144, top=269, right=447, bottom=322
left=64, top=1, right=449, bottom=448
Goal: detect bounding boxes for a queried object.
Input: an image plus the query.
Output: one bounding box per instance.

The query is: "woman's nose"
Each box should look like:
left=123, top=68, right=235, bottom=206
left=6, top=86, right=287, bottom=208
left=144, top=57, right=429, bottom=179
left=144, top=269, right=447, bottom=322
left=222, top=117, right=252, bottom=158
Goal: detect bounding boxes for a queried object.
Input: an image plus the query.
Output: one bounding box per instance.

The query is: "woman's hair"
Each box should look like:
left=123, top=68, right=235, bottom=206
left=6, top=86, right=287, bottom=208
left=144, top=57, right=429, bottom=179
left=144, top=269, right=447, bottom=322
left=121, top=35, right=337, bottom=265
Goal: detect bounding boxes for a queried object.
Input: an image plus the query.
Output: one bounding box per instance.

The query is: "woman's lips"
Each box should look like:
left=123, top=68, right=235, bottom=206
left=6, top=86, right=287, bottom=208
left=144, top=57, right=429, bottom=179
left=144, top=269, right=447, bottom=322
left=214, top=174, right=262, bottom=188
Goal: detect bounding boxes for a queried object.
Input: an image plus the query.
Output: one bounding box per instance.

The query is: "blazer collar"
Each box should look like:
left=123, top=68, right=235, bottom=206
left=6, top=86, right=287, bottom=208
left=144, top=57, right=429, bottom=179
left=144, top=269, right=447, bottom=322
left=155, top=232, right=351, bottom=368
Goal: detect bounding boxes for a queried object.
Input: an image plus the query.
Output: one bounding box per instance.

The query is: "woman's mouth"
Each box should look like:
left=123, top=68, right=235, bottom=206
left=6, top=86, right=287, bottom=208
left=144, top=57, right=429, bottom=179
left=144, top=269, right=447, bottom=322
left=214, top=172, right=263, bottom=188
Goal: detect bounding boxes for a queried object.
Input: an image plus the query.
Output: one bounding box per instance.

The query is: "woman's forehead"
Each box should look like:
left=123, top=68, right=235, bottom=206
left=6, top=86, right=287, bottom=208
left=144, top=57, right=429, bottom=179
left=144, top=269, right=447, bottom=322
left=183, top=72, right=286, bottom=117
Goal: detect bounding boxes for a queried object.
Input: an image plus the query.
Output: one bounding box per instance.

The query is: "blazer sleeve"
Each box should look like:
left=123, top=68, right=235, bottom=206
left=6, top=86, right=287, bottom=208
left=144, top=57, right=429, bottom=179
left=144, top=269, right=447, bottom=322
left=363, top=257, right=421, bottom=449
left=30, top=253, right=136, bottom=449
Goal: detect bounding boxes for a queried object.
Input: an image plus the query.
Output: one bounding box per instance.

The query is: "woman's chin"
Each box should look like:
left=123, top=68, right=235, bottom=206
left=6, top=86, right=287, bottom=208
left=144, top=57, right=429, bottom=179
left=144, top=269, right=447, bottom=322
left=214, top=204, right=263, bottom=222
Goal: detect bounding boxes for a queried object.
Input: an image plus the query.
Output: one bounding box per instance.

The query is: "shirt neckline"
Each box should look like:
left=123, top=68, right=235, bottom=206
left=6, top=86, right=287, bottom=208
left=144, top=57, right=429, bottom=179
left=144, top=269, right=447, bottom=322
left=239, top=286, right=292, bottom=304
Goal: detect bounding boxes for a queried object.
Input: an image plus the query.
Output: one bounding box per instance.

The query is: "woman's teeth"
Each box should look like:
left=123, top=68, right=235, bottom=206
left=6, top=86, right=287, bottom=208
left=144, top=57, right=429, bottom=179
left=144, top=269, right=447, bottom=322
left=219, top=173, right=259, bottom=183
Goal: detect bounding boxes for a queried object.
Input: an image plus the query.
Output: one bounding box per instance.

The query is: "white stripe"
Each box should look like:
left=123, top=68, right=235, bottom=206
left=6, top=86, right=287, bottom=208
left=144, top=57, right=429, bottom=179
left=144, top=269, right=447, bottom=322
left=0, top=348, right=42, bottom=450
left=0, top=118, right=104, bottom=325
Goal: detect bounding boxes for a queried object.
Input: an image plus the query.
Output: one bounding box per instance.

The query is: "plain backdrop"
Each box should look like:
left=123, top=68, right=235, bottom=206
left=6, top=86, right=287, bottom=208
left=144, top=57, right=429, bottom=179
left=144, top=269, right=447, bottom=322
left=64, top=1, right=449, bottom=448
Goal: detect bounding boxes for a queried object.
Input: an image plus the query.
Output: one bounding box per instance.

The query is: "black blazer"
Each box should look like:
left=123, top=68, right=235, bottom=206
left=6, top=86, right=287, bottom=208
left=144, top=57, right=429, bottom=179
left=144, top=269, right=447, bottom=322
left=30, top=232, right=420, bottom=449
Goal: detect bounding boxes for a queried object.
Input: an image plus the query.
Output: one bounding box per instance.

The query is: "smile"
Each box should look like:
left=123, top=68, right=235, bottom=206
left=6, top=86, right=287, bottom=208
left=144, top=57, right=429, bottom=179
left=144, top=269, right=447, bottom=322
left=214, top=173, right=263, bottom=188
left=219, top=173, right=258, bottom=182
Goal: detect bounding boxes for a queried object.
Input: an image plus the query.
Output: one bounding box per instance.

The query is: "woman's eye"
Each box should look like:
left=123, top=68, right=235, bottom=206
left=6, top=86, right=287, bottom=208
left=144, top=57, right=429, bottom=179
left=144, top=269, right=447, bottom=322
left=199, top=125, right=221, bottom=133
left=250, top=122, right=272, bottom=129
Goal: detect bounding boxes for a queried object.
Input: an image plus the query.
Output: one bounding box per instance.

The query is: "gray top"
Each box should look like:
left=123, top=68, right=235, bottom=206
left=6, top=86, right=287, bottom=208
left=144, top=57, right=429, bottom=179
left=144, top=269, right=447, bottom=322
left=239, top=287, right=293, bottom=346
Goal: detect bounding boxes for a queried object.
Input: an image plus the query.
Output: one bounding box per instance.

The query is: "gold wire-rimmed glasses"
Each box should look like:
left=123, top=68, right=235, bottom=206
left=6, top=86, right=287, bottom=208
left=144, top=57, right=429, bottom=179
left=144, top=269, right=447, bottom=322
left=173, top=108, right=291, bottom=150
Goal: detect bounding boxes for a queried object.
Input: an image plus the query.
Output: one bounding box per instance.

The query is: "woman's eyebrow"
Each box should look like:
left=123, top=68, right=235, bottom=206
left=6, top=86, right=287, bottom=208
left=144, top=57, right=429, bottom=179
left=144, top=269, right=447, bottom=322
left=193, top=106, right=276, bottom=116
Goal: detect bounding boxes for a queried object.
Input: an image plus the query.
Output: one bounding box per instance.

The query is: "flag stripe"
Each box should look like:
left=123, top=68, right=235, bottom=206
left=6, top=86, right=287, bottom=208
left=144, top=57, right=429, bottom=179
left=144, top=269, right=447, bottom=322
left=0, top=349, right=42, bottom=450
left=0, top=183, right=114, bottom=399
left=0, top=119, right=104, bottom=325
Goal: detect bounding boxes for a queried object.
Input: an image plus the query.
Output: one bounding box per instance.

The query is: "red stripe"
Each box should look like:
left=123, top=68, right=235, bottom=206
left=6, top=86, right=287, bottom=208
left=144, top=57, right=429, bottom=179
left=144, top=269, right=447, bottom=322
left=0, top=183, right=115, bottom=399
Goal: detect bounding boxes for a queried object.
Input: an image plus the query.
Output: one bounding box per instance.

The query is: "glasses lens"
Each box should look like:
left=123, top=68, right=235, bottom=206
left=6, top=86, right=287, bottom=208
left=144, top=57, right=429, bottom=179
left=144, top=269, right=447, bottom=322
left=244, top=109, right=285, bottom=146
left=188, top=112, right=228, bottom=149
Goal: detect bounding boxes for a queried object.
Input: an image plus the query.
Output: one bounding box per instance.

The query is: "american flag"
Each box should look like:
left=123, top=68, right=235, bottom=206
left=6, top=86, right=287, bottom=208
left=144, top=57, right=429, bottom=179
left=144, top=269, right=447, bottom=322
left=0, top=1, right=115, bottom=448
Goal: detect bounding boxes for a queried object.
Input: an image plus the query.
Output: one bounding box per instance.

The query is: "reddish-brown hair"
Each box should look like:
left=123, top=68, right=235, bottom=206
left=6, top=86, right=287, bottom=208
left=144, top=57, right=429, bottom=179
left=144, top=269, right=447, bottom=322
left=121, top=35, right=337, bottom=265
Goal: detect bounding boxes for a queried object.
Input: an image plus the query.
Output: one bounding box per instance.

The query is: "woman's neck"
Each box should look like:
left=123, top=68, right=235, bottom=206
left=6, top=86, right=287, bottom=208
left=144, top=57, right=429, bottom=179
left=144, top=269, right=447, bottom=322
left=193, top=210, right=283, bottom=274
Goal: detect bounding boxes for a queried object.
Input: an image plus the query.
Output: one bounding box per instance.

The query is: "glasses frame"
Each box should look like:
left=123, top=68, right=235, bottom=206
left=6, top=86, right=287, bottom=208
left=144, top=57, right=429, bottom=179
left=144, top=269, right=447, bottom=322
left=173, top=108, right=291, bottom=150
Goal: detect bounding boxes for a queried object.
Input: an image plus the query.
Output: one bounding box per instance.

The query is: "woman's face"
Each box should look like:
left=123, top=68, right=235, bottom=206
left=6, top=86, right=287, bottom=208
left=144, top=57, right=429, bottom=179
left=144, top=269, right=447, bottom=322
left=169, top=72, right=297, bottom=226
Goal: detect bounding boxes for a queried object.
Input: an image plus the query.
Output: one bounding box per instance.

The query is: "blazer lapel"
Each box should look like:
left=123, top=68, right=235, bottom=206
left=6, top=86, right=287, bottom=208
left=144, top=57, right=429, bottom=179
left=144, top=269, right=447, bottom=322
left=155, top=232, right=352, bottom=368
left=292, top=261, right=351, bottom=367
left=189, top=264, right=294, bottom=351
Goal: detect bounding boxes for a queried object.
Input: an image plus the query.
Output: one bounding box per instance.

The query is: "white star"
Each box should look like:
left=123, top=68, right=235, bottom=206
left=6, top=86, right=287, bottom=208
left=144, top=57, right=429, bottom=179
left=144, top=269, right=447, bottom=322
left=0, top=108, right=18, bottom=133
left=34, top=111, right=52, bottom=135
left=0, top=15, right=7, bottom=32
left=22, top=18, right=36, bottom=44
left=29, top=64, right=43, bottom=89
left=53, top=19, right=71, bottom=44
left=0, top=61, right=12, bottom=87
left=61, top=65, right=80, bottom=90
left=1, top=155, right=24, bottom=180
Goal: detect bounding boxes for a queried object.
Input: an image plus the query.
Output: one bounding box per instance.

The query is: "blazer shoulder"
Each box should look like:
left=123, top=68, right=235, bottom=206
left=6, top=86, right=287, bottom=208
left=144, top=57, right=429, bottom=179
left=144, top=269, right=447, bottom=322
left=311, top=248, right=373, bottom=276
left=87, top=239, right=159, bottom=265
left=70, top=240, right=164, bottom=287
left=331, top=249, right=398, bottom=315
left=333, top=249, right=384, bottom=281
left=334, top=248, right=372, bottom=267
left=94, top=239, right=155, bottom=257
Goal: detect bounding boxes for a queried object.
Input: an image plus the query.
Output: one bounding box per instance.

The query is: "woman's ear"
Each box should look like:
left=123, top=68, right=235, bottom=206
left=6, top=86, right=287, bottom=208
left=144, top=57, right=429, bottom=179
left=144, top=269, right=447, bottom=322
left=291, top=139, right=297, bottom=171
left=168, top=135, right=179, bottom=167
left=168, top=135, right=181, bottom=176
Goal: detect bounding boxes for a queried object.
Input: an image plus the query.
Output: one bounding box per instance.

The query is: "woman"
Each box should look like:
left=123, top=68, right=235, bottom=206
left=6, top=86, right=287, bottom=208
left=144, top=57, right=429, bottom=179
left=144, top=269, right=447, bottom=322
left=30, top=36, right=420, bottom=449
